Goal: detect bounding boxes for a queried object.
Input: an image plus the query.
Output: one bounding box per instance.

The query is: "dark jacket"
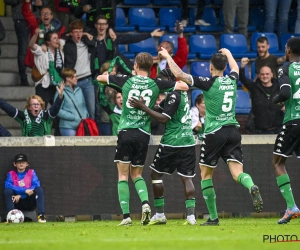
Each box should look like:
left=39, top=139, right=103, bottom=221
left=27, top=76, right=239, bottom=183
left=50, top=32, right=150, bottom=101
left=63, top=35, right=96, bottom=71
left=73, top=0, right=118, bottom=30
left=239, top=67, right=284, bottom=130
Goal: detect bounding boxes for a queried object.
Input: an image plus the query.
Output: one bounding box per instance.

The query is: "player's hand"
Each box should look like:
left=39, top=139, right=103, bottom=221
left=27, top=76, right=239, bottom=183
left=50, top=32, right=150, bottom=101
left=219, top=48, right=231, bottom=56
left=158, top=47, right=170, bottom=59
left=128, top=96, right=145, bottom=109
left=12, top=195, right=21, bottom=203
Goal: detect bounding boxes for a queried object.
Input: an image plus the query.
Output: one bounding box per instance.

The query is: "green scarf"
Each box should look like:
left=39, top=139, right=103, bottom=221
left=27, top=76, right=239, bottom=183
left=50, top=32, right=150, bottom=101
left=108, top=56, right=132, bottom=74
left=48, top=47, right=63, bottom=86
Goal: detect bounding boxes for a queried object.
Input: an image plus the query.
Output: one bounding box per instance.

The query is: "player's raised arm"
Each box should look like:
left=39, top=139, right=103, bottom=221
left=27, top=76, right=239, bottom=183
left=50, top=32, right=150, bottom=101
left=219, top=48, right=239, bottom=73
left=158, top=47, right=193, bottom=85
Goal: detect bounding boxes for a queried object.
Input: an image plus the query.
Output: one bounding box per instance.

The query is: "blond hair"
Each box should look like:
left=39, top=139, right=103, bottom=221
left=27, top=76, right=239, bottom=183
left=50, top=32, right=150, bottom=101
left=25, top=95, right=45, bottom=110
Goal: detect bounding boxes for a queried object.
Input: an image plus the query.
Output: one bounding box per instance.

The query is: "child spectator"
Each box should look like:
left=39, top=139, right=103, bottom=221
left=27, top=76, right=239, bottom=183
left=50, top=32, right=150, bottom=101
left=4, top=153, right=46, bottom=222
left=0, top=85, right=64, bottom=136
left=190, top=93, right=206, bottom=141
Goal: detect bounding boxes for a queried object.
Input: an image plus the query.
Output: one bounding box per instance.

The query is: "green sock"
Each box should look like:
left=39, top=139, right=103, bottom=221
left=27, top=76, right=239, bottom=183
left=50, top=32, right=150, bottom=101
left=185, top=198, right=196, bottom=216
left=277, top=174, right=295, bottom=209
left=201, top=179, right=218, bottom=220
left=134, top=177, right=149, bottom=203
left=118, top=181, right=130, bottom=214
left=154, top=197, right=164, bottom=213
left=237, top=173, right=255, bottom=190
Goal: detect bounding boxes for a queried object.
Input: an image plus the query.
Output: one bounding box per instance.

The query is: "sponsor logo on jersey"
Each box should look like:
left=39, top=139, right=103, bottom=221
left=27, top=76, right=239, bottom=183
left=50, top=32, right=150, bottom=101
left=295, top=106, right=300, bottom=110
left=293, top=62, right=300, bottom=70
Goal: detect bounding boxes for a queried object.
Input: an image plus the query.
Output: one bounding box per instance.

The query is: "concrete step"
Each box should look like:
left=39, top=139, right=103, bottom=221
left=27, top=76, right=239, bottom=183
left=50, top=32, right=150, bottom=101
left=6, top=128, right=22, bottom=137
left=0, top=30, right=17, bottom=44
left=0, top=72, right=34, bottom=86
left=0, top=17, right=14, bottom=30
left=2, top=100, right=28, bottom=110
left=1, top=44, right=18, bottom=57
left=0, top=58, right=21, bottom=72
left=0, top=114, right=22, bottom=128
left=0, top=86, right=35, bottom=100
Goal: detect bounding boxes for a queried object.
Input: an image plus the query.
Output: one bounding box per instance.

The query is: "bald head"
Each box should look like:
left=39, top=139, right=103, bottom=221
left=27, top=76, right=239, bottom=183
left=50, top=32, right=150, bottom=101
left=258, top=66, right=273, bottom=86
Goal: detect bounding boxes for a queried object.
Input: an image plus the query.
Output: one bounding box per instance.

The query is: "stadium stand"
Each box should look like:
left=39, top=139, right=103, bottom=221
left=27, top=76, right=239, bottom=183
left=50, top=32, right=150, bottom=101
left=159, top=34, right=178, bottom=53
left=115, top=8, right=135, bottom=32
left=191, top=89, right=203, bottom=107
left=189, top=7, right=222, bottom=32
left=128, top=37, right=157, bottom=56
left=235, top=90, right=252, bottom=114
left=220, top=34, right=257, bottom=58
left=190, top=62, right=211, bottom=77
left=128, top=8, right=165, bottom=32
left=280, top=33, right=300, bottom=51
left=189, top=34, right=218, bottom=59
left=123, top=0, right=151, bottom=5
left=118, top=44, right=135, bottom=59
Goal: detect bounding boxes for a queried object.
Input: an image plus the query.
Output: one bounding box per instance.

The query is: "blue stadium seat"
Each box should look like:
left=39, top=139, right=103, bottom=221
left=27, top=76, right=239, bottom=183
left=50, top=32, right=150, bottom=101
left=191, top=89, right=203, bottom=107
left=280, top=33, right=300, bottom=51
left=189, top=34, right=217, bottom=59
left=249, top=7, right=265, bottom=32
left=159, top=34, right=178, bottom=53
left=251, top=32, right=284, bottom=56
left=115, top=8, right=135, bottom=32
left=189, top=0, right=211, bottom=4
left=118, top=44, right=135, bottom=59
left=235, top=90, right=251, bottom=114
left=124, top=0, right=151, bottom=5
left=190, top=62, right=211, bottom=78
left=212, top=0, right=223, bottom=4
left=152, top=0, right=181, bottom=5
left=159, top=8, right=182, bottom=32
left=128, top=37, right=157, bottom=56
left=190, top=7, right=222, bottom=32
left=220, top=34, right=257, bottom=58
left=128, top=8, right=165, bottom=32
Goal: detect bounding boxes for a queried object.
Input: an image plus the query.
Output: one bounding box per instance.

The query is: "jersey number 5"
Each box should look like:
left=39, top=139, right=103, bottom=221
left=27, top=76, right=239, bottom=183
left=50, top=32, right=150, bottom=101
left=126, top=89, right=153, bottom=108
left=222, top=91, right=234, bottom=112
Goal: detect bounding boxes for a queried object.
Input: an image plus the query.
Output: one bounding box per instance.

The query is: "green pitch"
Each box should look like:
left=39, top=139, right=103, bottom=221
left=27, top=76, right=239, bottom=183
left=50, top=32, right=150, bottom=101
left=1, top=218, right=300, bottom=250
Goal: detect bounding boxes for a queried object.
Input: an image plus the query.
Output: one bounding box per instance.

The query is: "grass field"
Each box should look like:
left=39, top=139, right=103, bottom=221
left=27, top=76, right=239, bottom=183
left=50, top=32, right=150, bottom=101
left=1, top=218, right=300, bottom=250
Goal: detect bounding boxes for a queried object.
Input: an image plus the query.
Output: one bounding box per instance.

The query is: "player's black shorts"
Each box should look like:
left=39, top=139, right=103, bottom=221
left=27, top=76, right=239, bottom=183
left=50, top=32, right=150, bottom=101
left=273, top=120, right=300, bottom=157
left=200, top=126, right=243, bottom=167
left=114, top=129, right=150, bottom=166
left=150, top=145, right=196, bottom=177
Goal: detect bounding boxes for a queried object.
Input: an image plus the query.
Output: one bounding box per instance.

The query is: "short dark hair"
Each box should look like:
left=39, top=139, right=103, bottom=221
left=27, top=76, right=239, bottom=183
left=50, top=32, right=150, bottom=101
left=95, top=15, right=108, bottom=23
left=195, top=94, right=204, bottom=105
left=135, top=52, right=153, bottom=72
left=257, top=36, right=269, bottom=44
left=287, top=37, right=300, bottom=56
left=210, top=53, right=227, bottom=71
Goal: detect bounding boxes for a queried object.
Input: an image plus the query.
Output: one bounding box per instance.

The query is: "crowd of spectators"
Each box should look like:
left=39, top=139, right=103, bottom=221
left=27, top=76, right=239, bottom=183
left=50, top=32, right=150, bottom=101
left=1, top=0, right=300, bottom=137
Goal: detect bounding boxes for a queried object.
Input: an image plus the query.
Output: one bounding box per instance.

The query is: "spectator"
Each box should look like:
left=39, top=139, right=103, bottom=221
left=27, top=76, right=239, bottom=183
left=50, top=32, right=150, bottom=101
left=4, top=153, right=46, bottom=222
left=245, top=36, right=286, bottom=80
left=295, top=0, right=300, bottom=34
left=190, top=93, right=206, bottom=140
left=22, top=0, right=66, bottom=68
left=4, top=0, right=48, bottom=86
left=264, top=0, right=292, bottom=39
left=54, top=0, right=79, bottom=27
left=0, top=88, right=64, bottom=137
left=0, top=124, right=11, bottom=137
left=29, top=29, right=64, bottom=108
left=240, top=59, right=284, bottom=134
left=150, top=21, right=188, bottom=78
left=181, top=0, right=210, bottom=26
left=55, top=68, right=89, bottom=136
left=63, top=20, right=95, bottom=119
left=0, top=19, right=5, bottom=56
left=73, top=0, right=118, bottom=31
left=223, top=0, right=249, bottom=38
left=91, top=15, right=164, bottom=77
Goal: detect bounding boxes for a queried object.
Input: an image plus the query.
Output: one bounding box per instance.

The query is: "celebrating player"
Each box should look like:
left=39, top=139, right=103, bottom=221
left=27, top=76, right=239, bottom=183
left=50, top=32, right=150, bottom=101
left=129, top=69, right=197, bottom=225
left=272, top=37, right=300, bottom=224
left=158, top=47, right=263, bottom=226
left=96, top=53, right=188, bottom=226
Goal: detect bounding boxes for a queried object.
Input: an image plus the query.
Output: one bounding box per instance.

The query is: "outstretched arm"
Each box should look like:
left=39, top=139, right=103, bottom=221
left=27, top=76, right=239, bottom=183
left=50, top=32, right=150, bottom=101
left=29, top=28, right=40, bottom=51
left=159, top=47, right=193, bottom=85
left=129, top=97, right=169, bottom=123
